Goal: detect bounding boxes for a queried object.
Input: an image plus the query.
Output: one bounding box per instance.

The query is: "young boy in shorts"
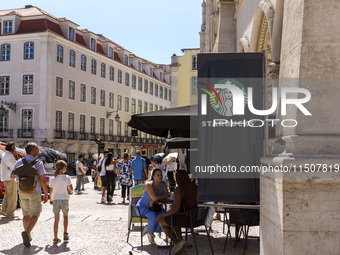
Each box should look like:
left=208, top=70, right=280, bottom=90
left=49, top=160, right=73, bottom=244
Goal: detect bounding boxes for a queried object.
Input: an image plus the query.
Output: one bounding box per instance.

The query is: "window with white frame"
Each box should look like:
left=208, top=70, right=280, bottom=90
left=131, top=99, right=136, bottom=114
left=159, top=86, right=163, bottom=98
left=0, top=85, right=7, bottom=105
left=155, top=84, right=158, bottom=97
left=125, top=73, right=129, bottom=86
left=57, top=45, right=63, bottom=63
left=118, top=95, right=122, bottom=110
left=159, top=72, right=163, bottom=81
left=138, top=77, right=142, bottom=91
left=150, top=82, right=153, bottom=95
left=69, top=80, right=75, bottom=100
left=101, top=63, right=106, bottom=78
left=149, top=103, right=153, bottom=112
left=3, top=20, right=13, bottom=34
left=56, top=77, right=63, bottom=97
left=109, top=47, right=113, bottom=58
left=144, top=102, right=148, bottom=113
left=0, top=110, right=8, bottom=132
left=23, top=75, right=33, bottom=95
left=125, top=122, right=129, bottom=136
left=24, top=42, right=34, bottom=60
left=90, top=116, right=96, bottom=134
left=22, top=109, right=33, bottom=130
left=69, top=27, right=75, bottom=41
left=100, top=90, right=105, bottom=106
left=81, top=55, right=86, bottom=71
left=100, top=118, right=105, bottom=135
left=125, top=97, right=129, bottom=112
left=138, top=100, right=142, bottom=114
left=1, top=44, right=11, bottom=61
left=109, top=92, right=114, bottom=108
left=124, top=55, right=129, bottom=65
left=138, top=61, right=142, bottom=71
left=191, top=76, right=198, bottom=95
left=80, top=114, right=85, bottom=133
left=118, top=70, right=122, bottom=84
left=69, top=50, right=75, bottom=67
left=132, top=75, right=136, bottom=89
left=91, top=87, right=96, bottom=104
left=55, top=110, right=62, bottom=130
left=192, top=55, right=198, bottom=70
left=68, top=112, right=74, bottom=131
left=117, top=121, right=121, bottom=136
left=91, top=59, right=97, bottom=75
left=80, top=84, right=86, bottom=102
left=109, top=66, right=114, bottom=81
left=90, top=38, right=96, bottom=51
left=109, top=119, right=114, bottom=135
left=149, top=67, right=153, bottom=76
left=164, top=88, right=168, bottom=100
left=144, top=80, right=148, bottom=93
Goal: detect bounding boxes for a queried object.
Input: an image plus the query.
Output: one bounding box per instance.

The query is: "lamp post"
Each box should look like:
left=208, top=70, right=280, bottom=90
left=106, top=109, right=120, bottom=156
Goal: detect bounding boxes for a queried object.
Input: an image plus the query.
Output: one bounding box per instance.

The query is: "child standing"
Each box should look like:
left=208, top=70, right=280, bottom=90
left=49, top=160, right=73, bottom=244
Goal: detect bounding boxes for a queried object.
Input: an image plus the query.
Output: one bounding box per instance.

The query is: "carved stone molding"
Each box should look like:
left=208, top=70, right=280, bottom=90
left=234, top=0, right=244, bottom=20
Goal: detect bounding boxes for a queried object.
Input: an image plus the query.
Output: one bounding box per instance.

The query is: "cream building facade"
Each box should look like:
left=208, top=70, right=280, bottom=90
left=0, top=6, right=170, bottom=167
left=170, top=48, right=199, bottom=107
left=201, top=0, right=340, bottom=254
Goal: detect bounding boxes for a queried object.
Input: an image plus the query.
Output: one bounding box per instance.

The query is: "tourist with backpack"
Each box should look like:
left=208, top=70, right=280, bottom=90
left=49, top=160, right=73, bottom=244
left=12, top=142, right=48, bottom=247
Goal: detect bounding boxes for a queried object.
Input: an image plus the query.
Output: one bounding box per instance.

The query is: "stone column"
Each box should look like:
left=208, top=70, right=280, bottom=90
left=215, top=0, right=236, bottom=53
left=261, top=0, right=340, bottom=254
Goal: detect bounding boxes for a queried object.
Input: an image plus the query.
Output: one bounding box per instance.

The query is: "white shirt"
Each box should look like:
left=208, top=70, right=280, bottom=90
left=0, top=151, right=17, bottom=181
left=75, top=160, right=84, bottom=175
left=98, top=157, right=107, bottom=177
left=166, top=161, right=177, bottom=174
left=50, top=175, right=72, bottom=200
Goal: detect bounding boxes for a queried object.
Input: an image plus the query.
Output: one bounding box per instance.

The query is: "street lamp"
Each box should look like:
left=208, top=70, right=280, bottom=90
left=0, top=101, right=16, bottom=117
left=106, top=109, right=120, bottom=122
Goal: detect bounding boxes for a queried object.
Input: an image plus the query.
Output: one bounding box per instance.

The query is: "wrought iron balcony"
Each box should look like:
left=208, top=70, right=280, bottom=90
left=54, top=129, right=66, bottom=139
left=18, top=129, right=34, bottom=138
left=0, top=129, right=13, bottom=138
left=79, top=132, right=88, bottom=140
left=67, top=131, right=78, bottom=140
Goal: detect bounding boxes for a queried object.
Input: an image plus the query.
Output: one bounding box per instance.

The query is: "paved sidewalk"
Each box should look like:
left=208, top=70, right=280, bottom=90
left=0, top=178, right=259, bottom=255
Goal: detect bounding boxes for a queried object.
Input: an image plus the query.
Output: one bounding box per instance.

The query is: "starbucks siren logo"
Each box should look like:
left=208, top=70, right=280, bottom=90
left=208, top=79, right=247, bottom=116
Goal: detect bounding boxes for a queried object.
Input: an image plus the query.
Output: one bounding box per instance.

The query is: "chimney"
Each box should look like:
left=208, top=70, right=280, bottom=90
left=25, top=5, right=34, bottom=8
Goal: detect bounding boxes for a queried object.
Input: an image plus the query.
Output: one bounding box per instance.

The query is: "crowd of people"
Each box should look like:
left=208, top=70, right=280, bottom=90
left=1, top=141, right=195, bottom=254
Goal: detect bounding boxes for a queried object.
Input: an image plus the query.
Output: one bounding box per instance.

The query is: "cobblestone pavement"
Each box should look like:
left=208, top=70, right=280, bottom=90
left=0, top=178, right=259, bottom=255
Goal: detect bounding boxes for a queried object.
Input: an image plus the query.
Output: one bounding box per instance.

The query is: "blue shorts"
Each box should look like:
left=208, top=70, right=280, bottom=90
left=53, top=200, right=69, bottom=214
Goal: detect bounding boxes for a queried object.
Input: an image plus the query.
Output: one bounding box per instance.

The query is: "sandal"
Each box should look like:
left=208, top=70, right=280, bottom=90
left=53, top=238, right=61, bottom=244
left=64, top=232, right=69, bottom=242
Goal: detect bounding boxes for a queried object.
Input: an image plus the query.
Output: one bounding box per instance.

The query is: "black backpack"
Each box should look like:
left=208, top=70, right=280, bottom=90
left=12, top=159, right=39, bottom=193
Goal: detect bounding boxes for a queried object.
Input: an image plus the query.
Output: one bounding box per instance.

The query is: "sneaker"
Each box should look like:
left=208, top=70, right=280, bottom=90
left=101, top=197, right=105, bottom=203
left=176, top=240, right=190, bottom=254
left=147, top=233, right=155, bottom=244
left=108, top=195, right=112, bottom=202
left=142, top=225, right=148, bottom=236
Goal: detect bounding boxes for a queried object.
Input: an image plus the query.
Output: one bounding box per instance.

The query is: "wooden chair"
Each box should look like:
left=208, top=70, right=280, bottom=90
left=126, top=184, right=148, bottom=246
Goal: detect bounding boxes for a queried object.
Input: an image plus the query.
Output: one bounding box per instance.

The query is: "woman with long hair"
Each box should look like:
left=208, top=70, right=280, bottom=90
left=135, top=169, right=170, bottom=244
left=156, top=170, right=197, bottom=254
left=104, top=153, right=116, bottom=203
left=116, top=153, right=133, bottom=203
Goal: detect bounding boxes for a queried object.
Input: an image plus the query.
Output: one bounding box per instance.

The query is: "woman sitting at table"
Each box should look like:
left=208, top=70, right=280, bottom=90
left=156, top=170, right=197, bottom=255
left=135, top=168, right=170, bottom=244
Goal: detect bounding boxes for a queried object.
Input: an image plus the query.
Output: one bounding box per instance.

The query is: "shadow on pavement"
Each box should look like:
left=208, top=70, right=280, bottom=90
left=0, top=216, right=21, bottom=225
left=44, top=242, right=70, bottom=254
left=0, top=244, right=43, bottom=255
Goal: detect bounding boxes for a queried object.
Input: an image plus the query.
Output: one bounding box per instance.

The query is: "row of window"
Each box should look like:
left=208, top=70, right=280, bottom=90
left=1, top=42, right=34, bottom=61
left=56, top=45, right=171, bottom=100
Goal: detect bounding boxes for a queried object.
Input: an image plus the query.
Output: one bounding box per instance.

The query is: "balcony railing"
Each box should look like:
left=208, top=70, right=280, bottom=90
left=17, top=129, right=34, bottom=138
left=67, top=131, right=78, bottom=140
left=54, top=130, right=66, bottom=139
left=0, top=129, right=13, bottom=138
left=79, top=132, right=88, bottom=140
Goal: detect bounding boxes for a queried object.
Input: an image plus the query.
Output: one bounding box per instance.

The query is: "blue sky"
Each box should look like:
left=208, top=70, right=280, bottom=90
left=2, top=0, right=202, bottom=64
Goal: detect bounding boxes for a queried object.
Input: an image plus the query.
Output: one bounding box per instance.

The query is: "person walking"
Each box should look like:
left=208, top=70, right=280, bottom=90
left=0, top=142, right=18, bottom=217
left=13, top=142, right=48, bottom=247
left=49, top=160, right=73, bottom=244
left=116, top=153, right=133, bottom=203
left=96, top=150, right=109, bottom=203
left=130, top=150, right=147, bottom=186
left=141, top=150, right=152, bottom=181
left=104, top=153, right=116, bottom=203
left=75, top=155, right=85, bottom=193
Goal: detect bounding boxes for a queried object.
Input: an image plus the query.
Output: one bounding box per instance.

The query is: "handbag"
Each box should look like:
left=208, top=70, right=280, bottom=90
left=149, top=201, right=163, bottom=212
left=84, top=176, right=90, bottom=184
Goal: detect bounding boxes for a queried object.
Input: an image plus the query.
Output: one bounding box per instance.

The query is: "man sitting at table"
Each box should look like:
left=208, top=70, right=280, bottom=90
left=156, top=170, right=197, bottom=255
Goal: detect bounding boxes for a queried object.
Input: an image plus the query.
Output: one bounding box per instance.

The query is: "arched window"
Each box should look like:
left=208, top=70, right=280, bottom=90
left=57, top=45, right=63, bottom=63
left=81, top=55, right=86, bottom=71
left=91, top=59, right=97, bottom=75
left=1, top=44, right=11, bottom=61
left=69, top=50, right=75, bottom=67
left=24, top=41, right=34, bottom=60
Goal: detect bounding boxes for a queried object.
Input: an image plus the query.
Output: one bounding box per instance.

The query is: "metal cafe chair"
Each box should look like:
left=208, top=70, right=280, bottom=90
left=127, top=184, right=148, bottom=247
left=168, top=207, right=214, bottom=255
